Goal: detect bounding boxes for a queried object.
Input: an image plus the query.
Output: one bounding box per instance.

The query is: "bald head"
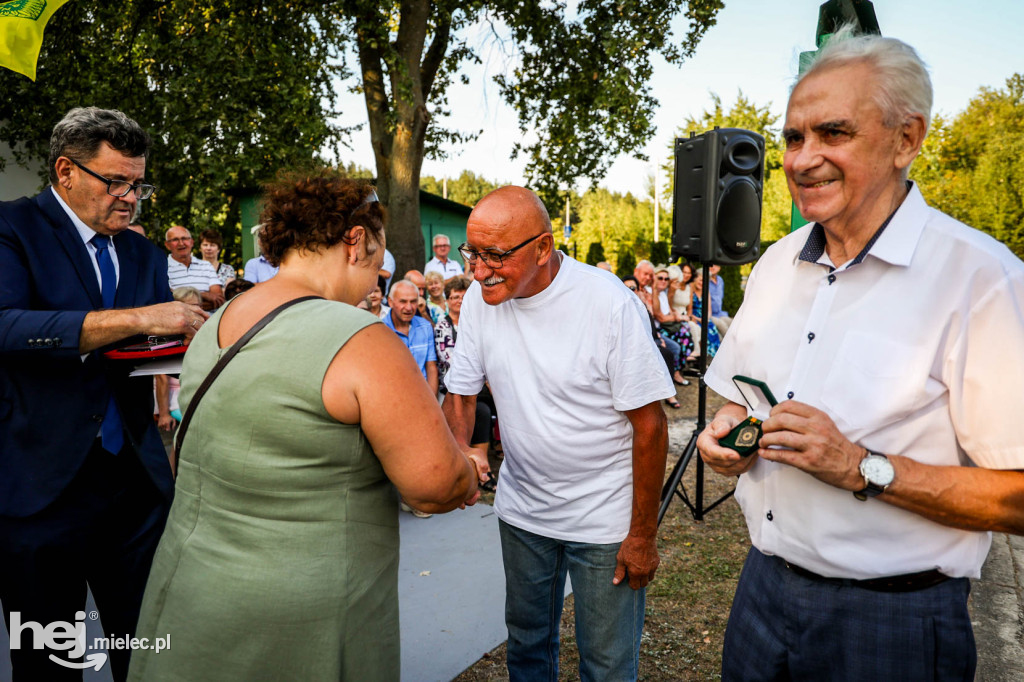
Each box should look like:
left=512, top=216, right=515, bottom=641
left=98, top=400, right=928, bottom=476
left=465, top=185, right=560, bottom=305
left=473, top=186, right=553, bottom=238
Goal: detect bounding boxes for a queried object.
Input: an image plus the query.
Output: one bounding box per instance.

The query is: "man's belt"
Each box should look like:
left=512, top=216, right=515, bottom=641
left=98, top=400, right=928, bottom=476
left=783, top=560, right=950, bottom=593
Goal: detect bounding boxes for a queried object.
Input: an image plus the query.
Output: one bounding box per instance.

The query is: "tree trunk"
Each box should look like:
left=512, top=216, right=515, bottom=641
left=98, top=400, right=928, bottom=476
left=354, top=0, right=451, bottom=278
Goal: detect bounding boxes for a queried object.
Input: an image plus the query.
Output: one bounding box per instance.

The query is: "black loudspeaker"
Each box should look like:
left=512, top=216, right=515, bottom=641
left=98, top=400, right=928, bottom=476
left=672, top=128, right=765, bottom=265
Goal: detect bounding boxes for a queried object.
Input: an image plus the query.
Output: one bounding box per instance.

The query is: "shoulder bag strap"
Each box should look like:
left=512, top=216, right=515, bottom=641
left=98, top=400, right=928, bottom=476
left=173, top=295, right=322, bottom=455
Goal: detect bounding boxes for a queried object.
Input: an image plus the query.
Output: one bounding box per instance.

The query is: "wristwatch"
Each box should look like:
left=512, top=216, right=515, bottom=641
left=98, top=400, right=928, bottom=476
left=854, top=450, right=894, bottom=501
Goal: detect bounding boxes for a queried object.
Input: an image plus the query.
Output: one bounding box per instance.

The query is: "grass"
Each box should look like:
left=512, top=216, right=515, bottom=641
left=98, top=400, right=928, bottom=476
left=455, top=387, right=753, bottom=681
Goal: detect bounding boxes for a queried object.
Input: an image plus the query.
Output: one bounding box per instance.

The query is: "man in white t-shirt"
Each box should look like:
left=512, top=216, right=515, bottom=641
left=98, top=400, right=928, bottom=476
left=697, top=29, right=1024, bottom=680
left=443, top=186, right=674, bottom=680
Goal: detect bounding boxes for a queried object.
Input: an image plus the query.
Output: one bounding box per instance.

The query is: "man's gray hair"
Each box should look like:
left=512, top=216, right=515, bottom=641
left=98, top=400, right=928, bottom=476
left=433, top=234, right=450, bottom=246
left=389, top=279, right=419, bottom=301
left=48, top=107, right=151, bottom=185
left=636, top=260, right=654, bottom=270
left=796, top=24, right=933, bottom=133
left=164, top=225, right=190, bottom=241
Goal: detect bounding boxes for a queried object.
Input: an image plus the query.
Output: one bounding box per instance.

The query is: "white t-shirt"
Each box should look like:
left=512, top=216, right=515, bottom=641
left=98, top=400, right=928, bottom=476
left=445, top=255, right=674, bottom=543
left=166, top=255, right=221, bottom=292
left=424, top=256, right=464, bottom=279
left=706, top=183, right=1024, bottom=579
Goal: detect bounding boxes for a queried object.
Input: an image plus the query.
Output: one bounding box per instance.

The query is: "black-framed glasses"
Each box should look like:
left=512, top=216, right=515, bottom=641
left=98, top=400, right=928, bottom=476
left=71, top=159, right=156, bottom=200
left=458, top=233, right=545, bottom=269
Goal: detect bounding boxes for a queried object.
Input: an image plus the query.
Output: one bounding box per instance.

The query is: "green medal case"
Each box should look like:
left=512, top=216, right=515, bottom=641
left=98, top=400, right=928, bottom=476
left=720, top=376, right=778, bottom=457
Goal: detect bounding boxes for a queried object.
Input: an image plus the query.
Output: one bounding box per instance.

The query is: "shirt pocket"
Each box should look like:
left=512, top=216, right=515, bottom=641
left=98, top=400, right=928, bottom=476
left=820, top=331, right=926, bottom=431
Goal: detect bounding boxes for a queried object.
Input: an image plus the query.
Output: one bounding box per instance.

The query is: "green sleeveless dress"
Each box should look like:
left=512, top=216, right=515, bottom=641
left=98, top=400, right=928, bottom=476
left=129, top=299, right=399, bottom=681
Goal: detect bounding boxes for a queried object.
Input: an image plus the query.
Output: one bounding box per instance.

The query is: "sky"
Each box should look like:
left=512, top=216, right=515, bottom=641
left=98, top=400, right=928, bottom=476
left=333, top=0, right=1024, bottom=198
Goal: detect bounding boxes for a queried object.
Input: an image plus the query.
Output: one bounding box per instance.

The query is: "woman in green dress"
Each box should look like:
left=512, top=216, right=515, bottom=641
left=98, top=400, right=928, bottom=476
left=129, top=171, right=482, bottom=681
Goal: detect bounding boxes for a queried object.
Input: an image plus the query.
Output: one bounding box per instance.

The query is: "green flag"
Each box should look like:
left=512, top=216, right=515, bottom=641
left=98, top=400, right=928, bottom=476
left=0, top=0, right=72, bottom=81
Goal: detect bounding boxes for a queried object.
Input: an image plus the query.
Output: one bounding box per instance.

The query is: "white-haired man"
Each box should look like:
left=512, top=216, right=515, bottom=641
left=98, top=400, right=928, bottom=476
left=697, top=27, right=1024, bottom=680
left=425, top=233, right=464, bottom=279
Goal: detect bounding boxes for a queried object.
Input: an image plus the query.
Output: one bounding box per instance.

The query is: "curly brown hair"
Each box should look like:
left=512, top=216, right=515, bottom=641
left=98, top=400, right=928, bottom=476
left=258, top=169, right=385, bottom=267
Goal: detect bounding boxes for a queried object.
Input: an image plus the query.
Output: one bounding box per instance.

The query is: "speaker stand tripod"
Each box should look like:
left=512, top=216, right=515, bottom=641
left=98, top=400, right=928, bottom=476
left=657, top=262, right=735, bottom=524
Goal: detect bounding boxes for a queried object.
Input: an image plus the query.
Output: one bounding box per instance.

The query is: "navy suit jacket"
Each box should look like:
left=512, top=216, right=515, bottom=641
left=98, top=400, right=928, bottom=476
left=0, top=190, right=175, bottom=517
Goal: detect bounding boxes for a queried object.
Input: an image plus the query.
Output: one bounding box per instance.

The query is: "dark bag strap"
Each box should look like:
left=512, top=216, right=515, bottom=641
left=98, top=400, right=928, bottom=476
left=173, top=296, right=322, bottom=455
left=446, top=314, right=457, bottom=343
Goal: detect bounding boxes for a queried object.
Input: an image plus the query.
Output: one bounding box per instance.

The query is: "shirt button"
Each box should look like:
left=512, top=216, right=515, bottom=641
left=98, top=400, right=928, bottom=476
left=807, top=332, right=815, bottom=343
left=787, top=391, right=794, bottom=399
left=828, top=274, right=836, bottom=285
left=766, top=510, right=774, bottom=521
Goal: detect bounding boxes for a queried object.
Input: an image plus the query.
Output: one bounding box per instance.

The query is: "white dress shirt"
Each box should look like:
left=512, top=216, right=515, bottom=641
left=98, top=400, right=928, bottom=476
left=706, top=183, right=1024, bottom=579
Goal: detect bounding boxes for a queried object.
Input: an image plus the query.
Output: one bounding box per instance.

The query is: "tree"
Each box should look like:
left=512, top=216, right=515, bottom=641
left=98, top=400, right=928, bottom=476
left=615, top=245, right=636, bottom=279
left=0, top=1, right=349, bottom=267
left=348, top=0, right=724, bottom=275
left=914, top=74, right=1024, bottom=258
left=421, top=170, right=502, bottom=207
left=585, top=242, right=605, bottom=266
left=662, top=91, right=791, bottom=243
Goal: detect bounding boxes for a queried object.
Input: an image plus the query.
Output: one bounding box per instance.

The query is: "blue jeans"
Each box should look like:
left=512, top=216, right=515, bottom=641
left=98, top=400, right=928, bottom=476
left=498, top=520, right=645, bottom=682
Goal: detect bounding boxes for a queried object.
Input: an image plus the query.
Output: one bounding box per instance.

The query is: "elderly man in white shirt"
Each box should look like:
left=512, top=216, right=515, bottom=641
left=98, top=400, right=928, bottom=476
left=165, top=225, right=223, bottom=309
left=424, top=233, right=464, bottom=279
left=697, top=27, right=1024, bottom=681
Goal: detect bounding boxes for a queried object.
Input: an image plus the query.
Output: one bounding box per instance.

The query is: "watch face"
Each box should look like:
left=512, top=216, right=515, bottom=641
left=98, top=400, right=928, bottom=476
left=860, top=455, right=895, bottom=487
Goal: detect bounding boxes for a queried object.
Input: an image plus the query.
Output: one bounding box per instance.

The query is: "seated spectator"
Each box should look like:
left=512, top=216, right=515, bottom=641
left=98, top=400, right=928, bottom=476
left=164, top=225, right=224, bottom=310
left=243, top=225, right=279, bottom=283
left=623, top=276, right=684, bottom=407
left=366, top=275, right=390, bottom=320
left=652, top=264, right=695, bottom=377
left=424, top=270, right=447, bottom=324
left=669, top=264, right=703, bottom=357
left=383, top=280, right=438, bottom=394
left=224, top=278, right=255, bottom=300
left=198, top=229, right=236, bottom=287
left=690, top=271, right=722, bottom=358
left=708, top=263, right=733, bottom=336
left=434, top=276, right=493, bottom=480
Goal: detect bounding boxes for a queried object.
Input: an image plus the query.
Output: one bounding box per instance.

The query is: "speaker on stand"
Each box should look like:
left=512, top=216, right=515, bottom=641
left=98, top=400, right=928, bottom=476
left=659, top=127, right=765, bottom=524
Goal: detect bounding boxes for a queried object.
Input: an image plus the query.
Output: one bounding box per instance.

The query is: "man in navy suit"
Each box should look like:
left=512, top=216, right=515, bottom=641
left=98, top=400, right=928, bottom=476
left=0, top=108, right=208, bottom=680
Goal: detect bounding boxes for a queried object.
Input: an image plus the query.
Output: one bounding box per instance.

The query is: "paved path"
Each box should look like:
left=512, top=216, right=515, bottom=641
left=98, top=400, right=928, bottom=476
left=971, top=532, right=1024, bottom=681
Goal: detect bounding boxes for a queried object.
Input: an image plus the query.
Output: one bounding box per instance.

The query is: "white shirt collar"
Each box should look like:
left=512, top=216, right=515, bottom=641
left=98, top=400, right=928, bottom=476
left=50, top=186, right=101, bottom=247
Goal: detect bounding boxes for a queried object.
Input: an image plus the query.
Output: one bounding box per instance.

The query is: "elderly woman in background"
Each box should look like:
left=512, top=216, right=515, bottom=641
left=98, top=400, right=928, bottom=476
left=130, top=170, right=482, bottom=682
left=424, top=270, right=447, bottom=324
left=652, top=264, right=694, bottom=383
left=198, top=229, right=236, bottom=286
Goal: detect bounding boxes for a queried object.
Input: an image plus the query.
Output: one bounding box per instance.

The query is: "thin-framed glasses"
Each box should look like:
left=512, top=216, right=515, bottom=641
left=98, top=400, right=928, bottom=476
left=71, top=159, right=156, bottom=200
left=458, top=233, right=544, bottom=269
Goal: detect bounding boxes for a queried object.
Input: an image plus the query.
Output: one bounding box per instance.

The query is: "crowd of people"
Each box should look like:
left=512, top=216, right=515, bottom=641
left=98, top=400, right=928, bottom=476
left=4, top=24, right=1024, bottom=682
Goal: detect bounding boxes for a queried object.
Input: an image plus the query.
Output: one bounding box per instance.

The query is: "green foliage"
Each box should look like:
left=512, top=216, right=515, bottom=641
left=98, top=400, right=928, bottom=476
left=556, top=243, right=569, bottom=255
left=913, top=74, right=1024, bottom=258
left=494, top=0, right=724, bottom=204
left=650, top=240, right=670, bottom=266
left=663, top=91, right=790, bottom=243
left=616, top=245, right=636, bottom=279
left=420, top=170, right=502, bottom=207
left=720, top=264, right=743, bottom=316
left=0, top=1, right=350, bottom=269
left=585, top=242, right=606, bottom=266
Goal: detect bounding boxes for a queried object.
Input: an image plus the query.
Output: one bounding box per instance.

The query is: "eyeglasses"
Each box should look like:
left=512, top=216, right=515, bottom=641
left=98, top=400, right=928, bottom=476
left=71, top=159, right=155, bottom=200
left=655, top=276, right=669, bottom=281
left=458, top=233, right=544, bottom=269
left=166, top=236, right=193, bottom=244
left=626, top=285, right=638, bottom=291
